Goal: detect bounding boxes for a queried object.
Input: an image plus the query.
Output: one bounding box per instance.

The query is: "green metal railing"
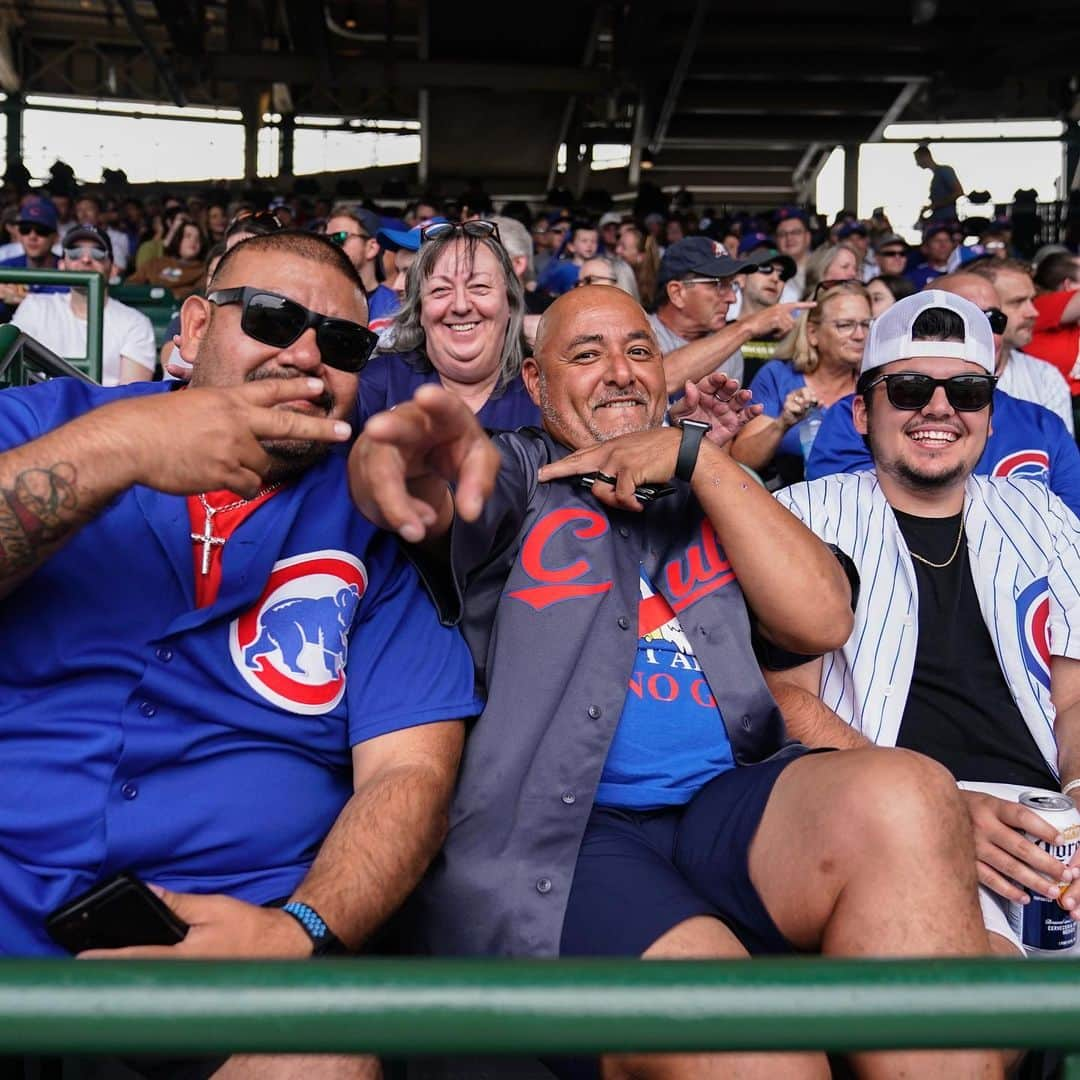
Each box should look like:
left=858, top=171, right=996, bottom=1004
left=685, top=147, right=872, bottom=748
left=1, top=958, right=1079, bottom=1061
left=0, top=268, right=104, bottom=383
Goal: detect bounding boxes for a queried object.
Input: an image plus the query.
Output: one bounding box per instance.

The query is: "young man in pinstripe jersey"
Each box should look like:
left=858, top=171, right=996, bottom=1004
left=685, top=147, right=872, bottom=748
left=771, top=290, right=1080, bottom=958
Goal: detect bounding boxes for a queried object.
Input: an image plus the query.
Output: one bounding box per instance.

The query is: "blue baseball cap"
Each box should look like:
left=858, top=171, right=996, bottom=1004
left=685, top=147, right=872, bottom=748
left=837, top=221, right=868, bottom=239
left=17, top=195, right=58, bottom=231
left=377, top=215, right=448, bottom=253
left=656, top=237, right=759, bottom=292
left=774, top=206, right=809, bottom=226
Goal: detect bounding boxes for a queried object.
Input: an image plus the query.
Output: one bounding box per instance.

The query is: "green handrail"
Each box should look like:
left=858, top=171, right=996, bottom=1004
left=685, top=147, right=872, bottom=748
left=0, top=268, right=104, bottom=383
left=0, top=958, right=1078, bottom=1057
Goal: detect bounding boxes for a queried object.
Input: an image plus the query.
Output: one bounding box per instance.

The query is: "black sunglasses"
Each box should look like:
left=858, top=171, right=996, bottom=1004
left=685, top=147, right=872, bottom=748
left=983, top=307, right=1008, bottom=335
left=862, top=372, right=997, bottom=412
left=420, top=220, right=501, bottom=244
left=18, top=223, right=53, bottom=238
left=207, top=287, right=378, bottom=373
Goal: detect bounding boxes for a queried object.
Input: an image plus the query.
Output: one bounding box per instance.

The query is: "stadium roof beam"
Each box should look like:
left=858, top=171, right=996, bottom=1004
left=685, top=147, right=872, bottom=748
left=115, top=0, right=187, bottom=106
left=203, top=53, right=624, bottom=94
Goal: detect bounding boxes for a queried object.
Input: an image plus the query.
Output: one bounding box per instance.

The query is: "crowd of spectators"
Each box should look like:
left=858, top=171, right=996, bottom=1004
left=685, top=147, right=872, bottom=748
left=4, top=148, right=1080, bottom=1080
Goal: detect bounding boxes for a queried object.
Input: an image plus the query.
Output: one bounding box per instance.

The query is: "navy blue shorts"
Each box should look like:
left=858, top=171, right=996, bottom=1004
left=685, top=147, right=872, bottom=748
left=560, top=750, right=809, bottom=958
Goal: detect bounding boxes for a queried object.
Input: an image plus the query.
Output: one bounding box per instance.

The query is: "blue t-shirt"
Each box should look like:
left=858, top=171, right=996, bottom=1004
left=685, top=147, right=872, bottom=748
left=358, top=350, right=541, bottom=430
left=806, top=389, right=1080, bottom=518
left=0, top=253, right=68, bottom=321
left=905, top=263, right=948, bottom=291
left=596, top=569, right=735, bottom=809
left=748, top=359, right=842, bottom=482
left=367, top=283, right=399, bottom=334
left=0, top=377, right=481, bottom=955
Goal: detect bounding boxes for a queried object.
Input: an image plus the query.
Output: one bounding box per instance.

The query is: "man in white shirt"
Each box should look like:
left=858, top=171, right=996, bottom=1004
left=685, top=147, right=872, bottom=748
left=13, top=225, right=156, bottom=386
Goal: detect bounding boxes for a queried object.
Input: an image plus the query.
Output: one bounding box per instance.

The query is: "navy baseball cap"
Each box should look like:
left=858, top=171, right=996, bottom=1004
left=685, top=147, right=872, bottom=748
left=657, top=237, right=759, bottom=291
left=17, top=195, right=58, bottom=231
left=837, top=221, right=868, bottom=239
left=63, top=224, right=113, bottom=261
left=774, top=206, right=809, bottom=226
left=377, top=215, right=448, bottom=253
left=922, top=222, right=953, bottom=241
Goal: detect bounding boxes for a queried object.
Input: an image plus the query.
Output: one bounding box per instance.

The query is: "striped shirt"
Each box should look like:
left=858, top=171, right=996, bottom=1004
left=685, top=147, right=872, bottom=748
left=776, top=472, right=1080, bottom=774
left=999, top=349, right=1074, bottom=435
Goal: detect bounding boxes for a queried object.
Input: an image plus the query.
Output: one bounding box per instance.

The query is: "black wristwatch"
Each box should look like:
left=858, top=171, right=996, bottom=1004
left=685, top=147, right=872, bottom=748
left=281, top=901, right=347, bottom=956
left=675, top=419, right=710, bottom=482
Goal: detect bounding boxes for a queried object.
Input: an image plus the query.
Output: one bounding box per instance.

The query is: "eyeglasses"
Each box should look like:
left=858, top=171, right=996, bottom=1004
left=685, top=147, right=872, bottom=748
left=984, top=241, right=1007, bottom=252
left=877, top=248, right=907, bottom=259
left=420, top=220, right=501, bottom=244
left=326, top=230, right=372, bottom=247
left=18, top=223, right=53, bottom=238
left=775, top=226, right=807, bottom=240
left=207, top=287, right=378, bottom=373
left=821, top=318, right=872, bottom=335
left=983, top=307, right=1008, bottom=335
left=577, top=274, right=618, bottom=287
left=63, top=245, right=109, bottom=262
left=862, top=373, right=997, bottom=412
left=812, top=278, right=860, bottom=299
left=682, top=276, right=737, bottom=293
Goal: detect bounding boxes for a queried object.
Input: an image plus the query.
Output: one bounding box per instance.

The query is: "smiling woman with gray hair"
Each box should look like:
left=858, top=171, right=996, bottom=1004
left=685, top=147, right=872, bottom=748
left=358, top=221, right=540, bottom=429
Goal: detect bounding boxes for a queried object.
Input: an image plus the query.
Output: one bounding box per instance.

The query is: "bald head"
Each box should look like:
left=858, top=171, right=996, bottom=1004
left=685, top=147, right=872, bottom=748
left=534, top=285, right=654, bottom=364
left=930, top=272, right=1000, bottom=312
left=523, top=285, right=667, bottom=450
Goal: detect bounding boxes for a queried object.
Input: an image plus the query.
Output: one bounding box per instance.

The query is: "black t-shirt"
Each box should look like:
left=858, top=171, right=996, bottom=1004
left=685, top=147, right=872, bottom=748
left=894, top=509, right=1057, bottom=789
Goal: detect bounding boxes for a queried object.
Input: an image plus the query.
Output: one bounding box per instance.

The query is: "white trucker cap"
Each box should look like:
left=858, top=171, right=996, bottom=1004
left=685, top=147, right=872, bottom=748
left=860, top=289, right=996, bottom=375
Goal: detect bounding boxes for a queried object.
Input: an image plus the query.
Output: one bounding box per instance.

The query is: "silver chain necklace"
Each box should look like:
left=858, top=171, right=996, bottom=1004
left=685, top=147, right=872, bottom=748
left=190, top=486, right=279, bottom=575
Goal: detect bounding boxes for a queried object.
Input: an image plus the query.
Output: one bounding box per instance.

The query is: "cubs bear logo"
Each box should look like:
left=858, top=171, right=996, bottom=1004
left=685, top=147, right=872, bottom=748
left=1015, top=577, right=1051, bottom=692
left=229, top=550, right=368, bottom=714
left=992, top=450, right=1050, bottom=482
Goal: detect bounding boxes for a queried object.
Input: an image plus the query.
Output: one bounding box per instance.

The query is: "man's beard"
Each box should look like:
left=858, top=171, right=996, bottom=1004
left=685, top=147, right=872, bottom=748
left=538, top=375, right=660, bottom=445
left=246, top=367, right=338, bottom=481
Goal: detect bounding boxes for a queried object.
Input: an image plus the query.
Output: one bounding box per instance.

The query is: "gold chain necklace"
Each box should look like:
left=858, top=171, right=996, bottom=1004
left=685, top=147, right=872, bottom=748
left=907, top=520, right=964, bottom=569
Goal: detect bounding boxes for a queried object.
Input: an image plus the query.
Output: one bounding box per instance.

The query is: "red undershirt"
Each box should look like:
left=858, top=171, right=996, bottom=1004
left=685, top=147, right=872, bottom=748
left=186, top=487, right=282, bottom=607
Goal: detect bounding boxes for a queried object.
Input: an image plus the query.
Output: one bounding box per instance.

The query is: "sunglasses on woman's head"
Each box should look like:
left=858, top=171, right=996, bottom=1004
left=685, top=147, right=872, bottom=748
left=227, top=210, right=283, bottom=232
left=812, top=278, right=860, bottom=299
left=861, top=372, right=996, bottom=412
left=420, top=220, right=501, bottom=244
left=207, top=287, right=378, bottom=373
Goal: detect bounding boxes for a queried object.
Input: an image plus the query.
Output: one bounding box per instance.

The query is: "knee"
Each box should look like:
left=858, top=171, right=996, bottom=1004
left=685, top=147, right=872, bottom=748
left=833, top=748, right=969, bottom=853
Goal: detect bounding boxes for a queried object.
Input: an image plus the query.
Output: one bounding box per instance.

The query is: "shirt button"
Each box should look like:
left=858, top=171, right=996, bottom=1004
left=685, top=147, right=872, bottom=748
left=561, top=791, right=576, bottom=805
left=618, top=526, right=630, bottom=538
left=587, top=705, right=601, bottom=719
left=155, top=647, right=173, bottom=663
left=617, top=616, right=630, bottom=630
left=121, top=782, right=138, bottom=800
left=138, top=701, right=157, bottom=718
left=741, top=714, right=752, bottom=730
left=536, top=878, right=552, bottom=894
left=882, top=686, right=892, bottom=697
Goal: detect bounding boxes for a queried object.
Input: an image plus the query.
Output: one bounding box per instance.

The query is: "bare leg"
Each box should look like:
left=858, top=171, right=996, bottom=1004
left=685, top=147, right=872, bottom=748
left=749, top=747, right=1001, bottom=1080
left=213, top=1054, right=381, bottom=1079
left=600, top=916, right=830, bottom=1080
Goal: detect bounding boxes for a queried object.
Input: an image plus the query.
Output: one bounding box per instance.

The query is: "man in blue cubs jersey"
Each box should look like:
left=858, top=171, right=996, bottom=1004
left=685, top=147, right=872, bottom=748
left=0, top=232, right=478, bottom=1079
left=806, top=384, right=1080, bottom=516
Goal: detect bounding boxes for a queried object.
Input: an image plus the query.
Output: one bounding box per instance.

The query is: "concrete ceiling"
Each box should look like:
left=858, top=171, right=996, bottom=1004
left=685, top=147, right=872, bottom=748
left=0, top=0, right=1077, bottom=204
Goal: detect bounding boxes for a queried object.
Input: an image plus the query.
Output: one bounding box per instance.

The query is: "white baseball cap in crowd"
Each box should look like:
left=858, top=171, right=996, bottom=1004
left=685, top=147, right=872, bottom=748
left=861, top=289, right=996, bottom=375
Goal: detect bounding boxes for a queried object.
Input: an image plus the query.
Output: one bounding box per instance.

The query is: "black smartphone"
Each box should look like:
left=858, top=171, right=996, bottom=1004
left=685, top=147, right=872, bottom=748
left=45, top=871, right=189, bottom=954
left=579, top=473, right=676, bottom=504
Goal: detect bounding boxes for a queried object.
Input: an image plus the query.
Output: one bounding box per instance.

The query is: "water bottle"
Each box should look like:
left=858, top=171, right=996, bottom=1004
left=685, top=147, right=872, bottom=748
left=798, top=406, right=823, bottom=460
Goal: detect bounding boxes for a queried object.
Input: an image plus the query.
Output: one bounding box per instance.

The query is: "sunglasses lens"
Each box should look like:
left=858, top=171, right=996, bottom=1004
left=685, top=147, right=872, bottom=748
left=316, top=320, right=377, bottom=373
left=463, top=221, right=497, bottom=239
left=422, top=222, right=454, bottom=242
left=885, top=375, right=934, bottom=410
left=946, top=376, right=994, bottom=411
left=327, top=231, right=348, bottom=247
left=985, top=308, right=1008, bottom=335
left=243, top=293, right=306, bottom=348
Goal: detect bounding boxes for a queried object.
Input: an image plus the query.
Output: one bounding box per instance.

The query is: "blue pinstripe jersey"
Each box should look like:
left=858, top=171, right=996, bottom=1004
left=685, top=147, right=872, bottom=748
left=777, top=472, right=1080, bottom=774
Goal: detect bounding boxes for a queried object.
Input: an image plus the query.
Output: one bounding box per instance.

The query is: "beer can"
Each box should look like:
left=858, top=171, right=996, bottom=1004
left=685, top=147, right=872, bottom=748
left=1005, top=791, right=1080, bottom=954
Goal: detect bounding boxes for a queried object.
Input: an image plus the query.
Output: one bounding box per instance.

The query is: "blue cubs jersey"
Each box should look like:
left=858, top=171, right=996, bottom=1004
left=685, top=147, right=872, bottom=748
left=805, top=390, right=1080, bottom=518
left=0, top=377, right=480, bottom=955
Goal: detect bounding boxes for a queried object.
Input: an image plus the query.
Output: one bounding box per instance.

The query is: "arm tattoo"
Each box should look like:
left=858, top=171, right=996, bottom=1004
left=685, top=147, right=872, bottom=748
left=0, top=462, right=81, bottom=577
